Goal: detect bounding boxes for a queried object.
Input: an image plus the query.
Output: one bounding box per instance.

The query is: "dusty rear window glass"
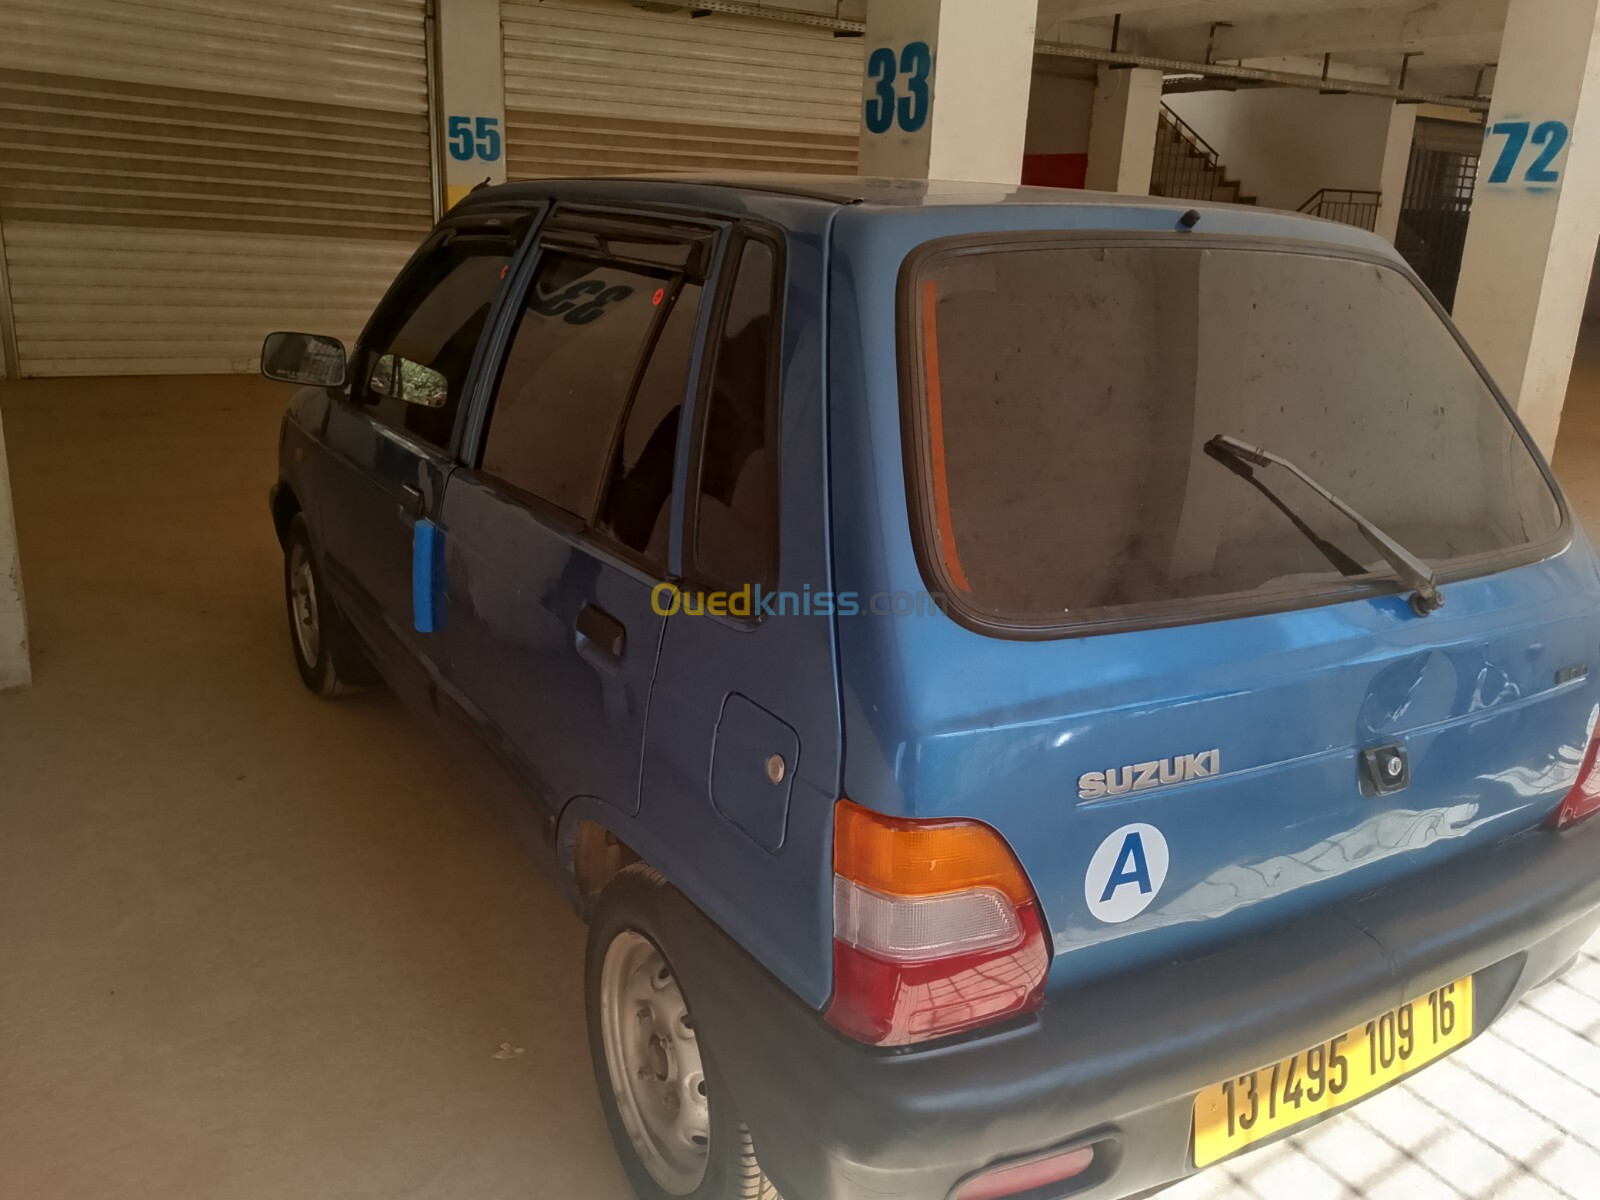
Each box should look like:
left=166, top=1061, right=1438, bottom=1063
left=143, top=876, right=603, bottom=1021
left=905, top=241, right=1562, bottom=629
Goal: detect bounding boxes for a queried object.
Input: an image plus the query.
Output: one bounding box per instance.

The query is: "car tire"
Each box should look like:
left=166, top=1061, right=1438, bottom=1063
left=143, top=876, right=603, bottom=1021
left=282, top=514, right=368, bottom=698
left=586, top=864, right=781, bottom=1200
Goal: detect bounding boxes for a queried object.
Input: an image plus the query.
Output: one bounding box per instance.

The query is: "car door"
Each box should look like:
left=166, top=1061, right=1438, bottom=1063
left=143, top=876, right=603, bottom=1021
left=434, top=209, right=722, bottom=816
left=313, top=207, right=536, bottom=698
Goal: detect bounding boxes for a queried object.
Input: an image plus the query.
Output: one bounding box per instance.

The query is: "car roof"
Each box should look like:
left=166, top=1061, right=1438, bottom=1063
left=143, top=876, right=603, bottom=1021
left=453, top=173, right=1395, bottom=255
left=459, top=171, right=1257, bottom=211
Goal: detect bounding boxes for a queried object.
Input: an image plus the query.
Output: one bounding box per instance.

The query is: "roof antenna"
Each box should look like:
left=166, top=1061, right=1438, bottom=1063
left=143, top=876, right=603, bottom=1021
left=1178, top=208, right=1202, bottom=229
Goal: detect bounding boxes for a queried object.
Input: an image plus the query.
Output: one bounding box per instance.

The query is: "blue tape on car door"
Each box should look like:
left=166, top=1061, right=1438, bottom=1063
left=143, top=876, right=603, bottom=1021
left=413, top=518, right=438, bottom=634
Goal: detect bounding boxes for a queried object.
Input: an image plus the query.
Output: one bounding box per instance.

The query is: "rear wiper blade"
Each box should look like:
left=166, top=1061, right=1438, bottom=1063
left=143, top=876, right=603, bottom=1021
left=1206, top=434, right=1444, bottom=616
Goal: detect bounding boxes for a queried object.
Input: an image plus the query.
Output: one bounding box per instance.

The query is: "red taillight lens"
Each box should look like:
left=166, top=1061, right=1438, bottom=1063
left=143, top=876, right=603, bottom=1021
left=953, top=1144, right=1096, bottom=1200
left=1550, top=720, right=1600, bottom=829
left=825, top=800, right=1049, bottom=1046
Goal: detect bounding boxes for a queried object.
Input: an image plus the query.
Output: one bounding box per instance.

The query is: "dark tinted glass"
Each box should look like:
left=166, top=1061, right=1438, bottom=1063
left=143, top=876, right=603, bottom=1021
left=360, top=235, right=511, bottom=449
left=596, top=281, right=703, bottom=561
left=911, top=243, right=1561, bottom=625
left=694, top=239, right=778, bottom=590
left=482, top=253, right=667, bottom=516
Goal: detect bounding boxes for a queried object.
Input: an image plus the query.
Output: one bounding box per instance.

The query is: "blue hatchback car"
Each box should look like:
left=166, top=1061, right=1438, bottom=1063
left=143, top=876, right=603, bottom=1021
left=263, top=175, right=1600, bottom=1200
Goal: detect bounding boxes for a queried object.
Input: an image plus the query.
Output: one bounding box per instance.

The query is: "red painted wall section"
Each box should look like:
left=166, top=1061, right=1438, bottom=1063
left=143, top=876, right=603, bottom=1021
left=1021, top=152, right=1089, bottom=189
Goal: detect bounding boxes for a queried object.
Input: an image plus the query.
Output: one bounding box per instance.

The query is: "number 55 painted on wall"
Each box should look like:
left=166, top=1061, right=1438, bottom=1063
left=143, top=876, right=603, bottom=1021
left=447, top=115, right=502, bottom=163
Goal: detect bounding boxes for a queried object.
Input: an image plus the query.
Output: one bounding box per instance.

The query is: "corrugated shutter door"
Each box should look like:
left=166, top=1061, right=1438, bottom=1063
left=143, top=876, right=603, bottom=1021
left=0, top=0, right=435, bottom=376
left=501, top=0, right=861, bottom=180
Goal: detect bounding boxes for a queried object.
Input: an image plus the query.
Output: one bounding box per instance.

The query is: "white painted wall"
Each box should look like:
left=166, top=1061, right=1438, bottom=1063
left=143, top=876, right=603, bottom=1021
left=1024, top=74, right=1094, bottom=155
left=1164, top=88, right=1406, bottom=214
left=0, top=408, right=29, bottom=691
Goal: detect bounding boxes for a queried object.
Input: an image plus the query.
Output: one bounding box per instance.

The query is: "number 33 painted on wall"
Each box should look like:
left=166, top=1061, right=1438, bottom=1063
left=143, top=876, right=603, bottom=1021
left=864, top=41, right=932, bottom=134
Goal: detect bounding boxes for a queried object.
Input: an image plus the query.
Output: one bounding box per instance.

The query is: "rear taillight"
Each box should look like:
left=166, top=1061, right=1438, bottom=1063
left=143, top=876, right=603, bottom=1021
left=1550, top=713, right=1600, bottom=829
left=824, top=799, right=1049, bottom=1046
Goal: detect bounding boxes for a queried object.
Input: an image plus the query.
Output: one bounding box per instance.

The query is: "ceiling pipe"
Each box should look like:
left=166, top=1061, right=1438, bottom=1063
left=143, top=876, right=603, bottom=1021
left=1033, top=40, right=1489, bottom=111
left=636, top=1, right=1490, bottom=112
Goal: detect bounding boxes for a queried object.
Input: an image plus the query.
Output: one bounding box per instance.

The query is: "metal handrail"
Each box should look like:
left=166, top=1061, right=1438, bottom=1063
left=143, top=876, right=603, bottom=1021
left=1297, top=188, right=1382, bottom=231
left=1159, top=103, right=1222, bottom=168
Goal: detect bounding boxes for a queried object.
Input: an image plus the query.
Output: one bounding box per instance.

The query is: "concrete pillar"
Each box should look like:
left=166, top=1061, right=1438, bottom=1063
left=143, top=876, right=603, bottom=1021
left=0, top=409, right=29, bottom=691
left=1374, top=103, right=1418, bottom=244
left=436, top=0, right=508, bottom=212
left=1085, top=66, right=1162, bottom=194
left=856, top=0, right=1036, bottom=183
left=1453, top=0, right=1600, bottom=455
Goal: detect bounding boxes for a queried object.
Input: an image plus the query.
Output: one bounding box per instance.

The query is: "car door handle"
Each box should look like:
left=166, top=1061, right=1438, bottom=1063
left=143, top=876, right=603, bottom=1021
left=576, top=604, right=627, bottom=664
left=398, top=483, right=426, bottom=522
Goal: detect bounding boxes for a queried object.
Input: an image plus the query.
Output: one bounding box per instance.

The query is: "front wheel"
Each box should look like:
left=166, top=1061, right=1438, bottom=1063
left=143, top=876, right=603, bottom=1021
left=282, top=515, right=368, bottom=697
left=586, top=865, right=780, bottom=1200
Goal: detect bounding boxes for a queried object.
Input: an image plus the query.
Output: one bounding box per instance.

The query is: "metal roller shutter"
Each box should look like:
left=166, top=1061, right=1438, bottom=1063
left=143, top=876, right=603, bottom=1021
left=0, top=0, right=435, bottom=377
left=501, top=0, right=861, bottom=181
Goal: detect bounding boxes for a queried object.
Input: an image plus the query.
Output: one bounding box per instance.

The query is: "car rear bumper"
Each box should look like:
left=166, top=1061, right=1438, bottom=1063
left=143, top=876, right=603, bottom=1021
left=666, top=816, right=1600, bottom=1200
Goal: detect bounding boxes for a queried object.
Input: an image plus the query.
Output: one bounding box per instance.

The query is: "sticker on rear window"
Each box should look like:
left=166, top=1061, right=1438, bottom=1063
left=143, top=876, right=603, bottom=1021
left=1085, top=824, right=1169, bottom=924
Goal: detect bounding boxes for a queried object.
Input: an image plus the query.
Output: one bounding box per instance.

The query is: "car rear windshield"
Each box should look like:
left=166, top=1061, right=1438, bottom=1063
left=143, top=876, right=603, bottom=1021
left=903, top=238, right=1564, bottom=632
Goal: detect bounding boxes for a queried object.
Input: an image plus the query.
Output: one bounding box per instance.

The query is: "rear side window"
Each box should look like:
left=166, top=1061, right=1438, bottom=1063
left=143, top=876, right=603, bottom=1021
left=904, top=239, right=1563, bottom=632
left=357, top=232, right=512, bottom=450
left=597, top=281, right=703, bottom=560
left=691, top=236, right=781, bottom=591
left=479, top=236, right=704, bottom=569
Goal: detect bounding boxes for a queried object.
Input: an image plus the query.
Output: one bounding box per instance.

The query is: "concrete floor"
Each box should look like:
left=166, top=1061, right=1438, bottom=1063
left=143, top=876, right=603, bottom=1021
left=0, top=376, right=631, bottom=1200
left=5, top=356, right=1600, bottom=1200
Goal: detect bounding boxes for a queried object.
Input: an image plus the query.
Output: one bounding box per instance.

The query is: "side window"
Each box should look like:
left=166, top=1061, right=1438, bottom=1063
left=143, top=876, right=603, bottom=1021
left=596, top=281, right=703, bottom=561
left=357, top=231, right=512, bottom=450
left=481, top=246, right=703, bottom=569
left=692, top=236, right=780, bottom=592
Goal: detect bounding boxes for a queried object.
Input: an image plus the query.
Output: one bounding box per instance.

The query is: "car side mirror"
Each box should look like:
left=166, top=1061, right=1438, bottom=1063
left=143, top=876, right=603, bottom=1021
left=368, top=352, right=449, bottom=409
left=261, top=332, right=347, bottom=387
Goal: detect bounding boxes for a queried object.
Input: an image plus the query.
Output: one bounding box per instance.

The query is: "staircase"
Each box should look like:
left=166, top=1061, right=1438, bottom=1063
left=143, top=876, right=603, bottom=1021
left=1150, top=103, right=1257, bottom=206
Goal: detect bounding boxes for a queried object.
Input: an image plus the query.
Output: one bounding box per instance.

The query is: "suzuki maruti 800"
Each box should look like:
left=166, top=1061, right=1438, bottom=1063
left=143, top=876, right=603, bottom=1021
left=263, top=176, right=1600, bottom=1200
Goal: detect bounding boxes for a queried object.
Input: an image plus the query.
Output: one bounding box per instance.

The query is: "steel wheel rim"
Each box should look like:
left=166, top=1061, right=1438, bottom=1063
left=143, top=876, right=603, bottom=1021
left=599, top=930, right=710, bottom=1195
left=289, top=543, right=321, bottom=667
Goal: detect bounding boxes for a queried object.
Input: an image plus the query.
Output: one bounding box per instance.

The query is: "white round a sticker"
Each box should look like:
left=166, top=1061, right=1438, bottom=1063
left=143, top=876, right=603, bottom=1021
left=1085, top=824, right=1169, bottom=924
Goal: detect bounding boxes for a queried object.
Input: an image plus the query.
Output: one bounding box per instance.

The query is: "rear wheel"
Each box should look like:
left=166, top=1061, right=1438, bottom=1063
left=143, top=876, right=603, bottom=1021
left=586, top=865, right=780, bottom=1200
left=283, top=515, right=367, bottom=697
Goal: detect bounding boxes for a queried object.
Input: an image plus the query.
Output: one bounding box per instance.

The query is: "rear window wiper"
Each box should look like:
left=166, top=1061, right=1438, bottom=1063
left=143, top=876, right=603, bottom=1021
left=1206, top=434, right=1444, bottom=616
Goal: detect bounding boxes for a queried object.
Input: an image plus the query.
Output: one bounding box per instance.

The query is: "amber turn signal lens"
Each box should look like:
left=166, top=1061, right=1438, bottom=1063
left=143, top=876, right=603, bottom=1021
left=832, top=798, right=1037, bottom=905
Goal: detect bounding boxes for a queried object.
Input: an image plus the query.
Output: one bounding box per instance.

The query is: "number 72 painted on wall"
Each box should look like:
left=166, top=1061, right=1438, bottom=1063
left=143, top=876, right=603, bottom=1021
left=1486, top=119, right=1570, bottom=187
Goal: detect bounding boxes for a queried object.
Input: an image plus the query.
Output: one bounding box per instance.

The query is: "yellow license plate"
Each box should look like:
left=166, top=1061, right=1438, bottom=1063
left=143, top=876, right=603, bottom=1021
left=1192, top=975, right=1474, bottom=1167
